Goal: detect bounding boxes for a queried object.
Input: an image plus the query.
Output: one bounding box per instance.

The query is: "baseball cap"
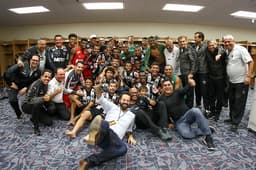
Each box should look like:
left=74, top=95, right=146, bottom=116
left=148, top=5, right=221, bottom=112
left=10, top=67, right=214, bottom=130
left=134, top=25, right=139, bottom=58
left=90, top=34, right=97, bottom=39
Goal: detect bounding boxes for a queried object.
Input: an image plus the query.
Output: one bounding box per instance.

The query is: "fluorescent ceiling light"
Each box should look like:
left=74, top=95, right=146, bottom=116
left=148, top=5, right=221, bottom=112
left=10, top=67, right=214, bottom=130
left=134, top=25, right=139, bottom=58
left=83, top=2, right=124, bottom=10
left=230, top=10, right=256, bottom=19
left=162, top=4, right=204, bottom=12
left=8, top=6, right=49, bottom=14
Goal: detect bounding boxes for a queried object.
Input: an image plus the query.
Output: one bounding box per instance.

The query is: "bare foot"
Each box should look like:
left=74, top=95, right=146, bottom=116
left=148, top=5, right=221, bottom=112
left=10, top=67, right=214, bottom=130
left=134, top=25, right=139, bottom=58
left=67, top=119, right=76, bottom=126
left=78, top=159, right=89, bottom=170
left=65, top=130, right=76, bottom=139
left=83, top=135, right=89, bottom=143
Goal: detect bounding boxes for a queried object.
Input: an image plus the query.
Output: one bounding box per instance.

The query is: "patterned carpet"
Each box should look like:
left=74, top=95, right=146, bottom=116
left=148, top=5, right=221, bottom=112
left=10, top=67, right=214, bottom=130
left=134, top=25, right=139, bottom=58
left=0, top=89, right=256, bottom=170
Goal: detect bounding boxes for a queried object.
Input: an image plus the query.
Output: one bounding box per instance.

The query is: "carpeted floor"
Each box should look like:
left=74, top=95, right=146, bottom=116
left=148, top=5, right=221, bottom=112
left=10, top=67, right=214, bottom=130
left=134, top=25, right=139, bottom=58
left=0, top=89, right=255, bottom=170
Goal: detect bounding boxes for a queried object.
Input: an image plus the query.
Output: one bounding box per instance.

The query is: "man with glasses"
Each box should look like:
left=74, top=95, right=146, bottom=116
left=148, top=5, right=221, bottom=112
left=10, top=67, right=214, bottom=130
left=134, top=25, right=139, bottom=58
left=5, top=55, right=41, bottom=119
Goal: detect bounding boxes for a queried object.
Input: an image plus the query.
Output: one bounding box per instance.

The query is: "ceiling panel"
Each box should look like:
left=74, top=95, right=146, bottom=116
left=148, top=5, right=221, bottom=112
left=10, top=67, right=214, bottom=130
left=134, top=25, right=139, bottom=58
left=0, top=0, right=255, bottom=29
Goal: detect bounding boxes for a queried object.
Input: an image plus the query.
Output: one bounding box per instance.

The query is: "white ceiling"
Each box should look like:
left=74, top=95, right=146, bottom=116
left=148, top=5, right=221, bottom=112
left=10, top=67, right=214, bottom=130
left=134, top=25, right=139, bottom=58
left=0, top=0, right=256, bottom=30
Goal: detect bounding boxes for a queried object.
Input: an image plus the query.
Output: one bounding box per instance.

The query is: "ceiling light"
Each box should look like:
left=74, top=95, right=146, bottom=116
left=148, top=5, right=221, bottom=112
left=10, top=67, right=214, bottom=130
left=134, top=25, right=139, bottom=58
left=8, top=6, right=50, bottom=14
left=83, top=2, right=124, bottom=10
left=162, top=4, right=204, bottom=12
left=230, top=10, right=256, bottom=19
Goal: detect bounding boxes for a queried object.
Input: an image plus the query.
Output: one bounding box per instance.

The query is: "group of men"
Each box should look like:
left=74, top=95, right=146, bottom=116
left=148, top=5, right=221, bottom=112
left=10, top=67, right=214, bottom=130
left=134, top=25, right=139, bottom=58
left=4, top=32, right=254, bottom=169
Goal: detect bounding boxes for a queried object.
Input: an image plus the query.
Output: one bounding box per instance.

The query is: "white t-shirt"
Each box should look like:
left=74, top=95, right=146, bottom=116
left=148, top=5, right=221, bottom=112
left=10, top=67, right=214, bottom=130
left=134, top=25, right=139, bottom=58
left=47, top=77, right=64, bottom=103
left=96, top=95, right=135, bottom=139
left=164, top=45, right=180, bottom=75
left=226, top=44, right=252, bottom=83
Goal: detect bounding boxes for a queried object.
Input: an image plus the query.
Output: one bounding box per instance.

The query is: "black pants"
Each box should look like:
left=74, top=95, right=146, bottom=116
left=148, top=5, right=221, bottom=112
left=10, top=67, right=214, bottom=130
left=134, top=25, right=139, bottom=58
left=223, top=79, right=229, bottom=106
left=228, top=82, right=249, bottom=125
left=7, top=87, right=22, bottom=118
left=47, top=102, right=70, bottom=121
left=180, top=74, right=194, bottom=108
left=208, top=78, right=225, bottom=116
left=194, top=73, right=209, bottom=110
left=134, top=108, right=160, bottom=135
left=151, top=101, right=169, bottom=128
left=22, top=103, right=53, bottom=127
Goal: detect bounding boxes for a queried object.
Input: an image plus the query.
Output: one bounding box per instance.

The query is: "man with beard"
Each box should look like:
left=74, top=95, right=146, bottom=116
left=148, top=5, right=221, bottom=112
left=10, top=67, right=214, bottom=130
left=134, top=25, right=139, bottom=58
left=63, top=61, right=85, bottom=108
left=78, top=84, right=136, bottom=169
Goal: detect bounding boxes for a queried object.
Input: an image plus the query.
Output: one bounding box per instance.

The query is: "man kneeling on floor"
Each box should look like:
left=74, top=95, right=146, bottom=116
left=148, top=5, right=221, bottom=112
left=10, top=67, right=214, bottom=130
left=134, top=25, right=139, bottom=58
left=22, top=69, right=62, bottom=135
left=159, top=74, right=216, bottom=151
left=79, top=84, right=136, bottom=169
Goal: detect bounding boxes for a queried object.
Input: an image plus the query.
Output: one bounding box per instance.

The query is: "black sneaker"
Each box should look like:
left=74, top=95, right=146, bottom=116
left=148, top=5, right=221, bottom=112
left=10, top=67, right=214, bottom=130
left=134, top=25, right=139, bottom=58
left=34, top=128, right=41, bottom=136
left=223, top=103, right=228, bottom=108
left=203, top=136, right=215, bottom=151
left=214, top=116, right=219, bottom=122
left=205, top=110, right=213, bottom=118
left=231, top=124, right=238, bottom=132
left=157, top=129, right=172, bottom=141
left=209, top=126, right=216, bottom=134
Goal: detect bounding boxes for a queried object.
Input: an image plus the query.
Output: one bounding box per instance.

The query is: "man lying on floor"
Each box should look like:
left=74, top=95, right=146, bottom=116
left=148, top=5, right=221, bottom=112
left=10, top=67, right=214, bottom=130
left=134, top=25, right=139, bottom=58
left=78, top=84, right=136, bottom=169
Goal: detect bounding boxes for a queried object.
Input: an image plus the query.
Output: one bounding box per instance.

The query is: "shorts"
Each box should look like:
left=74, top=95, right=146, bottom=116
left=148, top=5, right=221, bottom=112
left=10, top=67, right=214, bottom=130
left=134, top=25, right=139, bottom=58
left=90, top=107, right=104, bottom=120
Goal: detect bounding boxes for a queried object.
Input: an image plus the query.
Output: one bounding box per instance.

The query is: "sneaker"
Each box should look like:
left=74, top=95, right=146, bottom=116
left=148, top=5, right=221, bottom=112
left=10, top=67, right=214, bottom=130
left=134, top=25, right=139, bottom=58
left=205, top=110, right=212, bottom=118
left=17, top=113, right=23, bottom=119
left=231, top=124, right=238, bottom=132
left=157, top=129, right=172, bottom=141
left=223, top=103, right=228, bottom=108
left=214, top=115, right=220, bottom=122
left=34, top=128, right=41, bottom=136
left=203, top=136, right=216, bottom=151
left=209, top=126, right=216, bottom=134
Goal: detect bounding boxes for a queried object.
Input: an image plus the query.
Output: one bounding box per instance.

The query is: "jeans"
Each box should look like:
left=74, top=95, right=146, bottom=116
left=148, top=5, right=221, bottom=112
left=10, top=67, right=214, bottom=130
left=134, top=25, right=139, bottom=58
left=176, top=108, right=211, bottom=139
left=87, top=121, right=127, bottom=167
